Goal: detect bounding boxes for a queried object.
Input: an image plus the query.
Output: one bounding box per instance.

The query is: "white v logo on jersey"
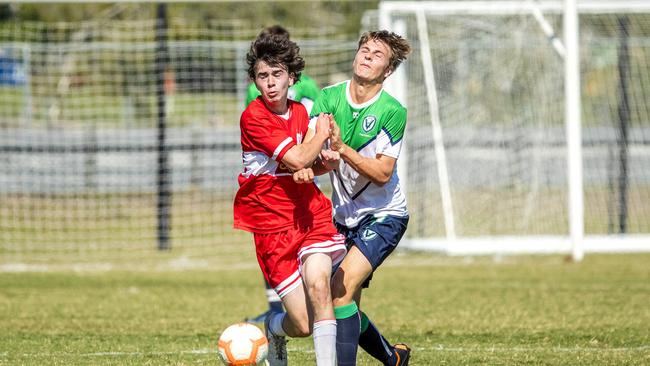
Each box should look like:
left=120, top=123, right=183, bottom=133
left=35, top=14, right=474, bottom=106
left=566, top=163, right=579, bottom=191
left=362, top=115, right=377, bottom=132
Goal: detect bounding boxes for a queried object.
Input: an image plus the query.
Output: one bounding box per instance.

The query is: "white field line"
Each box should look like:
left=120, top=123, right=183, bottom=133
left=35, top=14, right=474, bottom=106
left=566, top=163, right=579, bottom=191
left=2, top=346, right=649, bottom=358
left=0, top=259, right=260, bottom=273
left=420, top=345, right=650, bottom=353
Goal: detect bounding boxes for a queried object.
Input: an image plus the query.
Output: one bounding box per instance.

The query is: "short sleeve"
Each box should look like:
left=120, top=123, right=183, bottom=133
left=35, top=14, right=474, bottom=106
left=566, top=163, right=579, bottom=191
left=241, top=108, right=296, bottom=162
left=375, top=107, right=407, bottom=158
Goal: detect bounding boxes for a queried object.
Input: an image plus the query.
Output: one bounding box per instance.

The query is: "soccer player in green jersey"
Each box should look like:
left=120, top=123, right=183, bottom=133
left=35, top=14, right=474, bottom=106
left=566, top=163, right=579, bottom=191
left=295, top=30, right=412, bottom=366
left=244, top=25, right=322, bottom=325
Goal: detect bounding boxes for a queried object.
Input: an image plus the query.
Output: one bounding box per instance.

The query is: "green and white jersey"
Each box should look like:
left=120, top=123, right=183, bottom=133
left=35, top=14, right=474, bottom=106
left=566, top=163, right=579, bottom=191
left=311, top=80, right=409, bottom=228
left=246, top=74, right=320, bottom=114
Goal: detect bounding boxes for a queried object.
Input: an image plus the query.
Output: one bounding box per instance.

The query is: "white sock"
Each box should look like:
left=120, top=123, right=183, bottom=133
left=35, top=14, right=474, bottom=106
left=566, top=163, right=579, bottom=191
left=313, top=319, right=337, bottom=366
left=266, top=288, right=281, bottom=303
left=268, top=312, right=287, bottom=337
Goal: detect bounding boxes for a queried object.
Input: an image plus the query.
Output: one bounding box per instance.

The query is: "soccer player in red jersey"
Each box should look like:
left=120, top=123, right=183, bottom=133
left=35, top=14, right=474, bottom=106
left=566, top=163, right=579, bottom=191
left=233, top=31, right=346, bottom=366
left=243, top=25, right=322, bottom=326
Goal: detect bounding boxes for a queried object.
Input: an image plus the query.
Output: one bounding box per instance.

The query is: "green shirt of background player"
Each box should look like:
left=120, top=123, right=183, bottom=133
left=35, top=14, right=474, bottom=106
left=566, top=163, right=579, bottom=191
left=295, top=30, right=413, bottom=366
left=245, top=74, right=320, bottom=114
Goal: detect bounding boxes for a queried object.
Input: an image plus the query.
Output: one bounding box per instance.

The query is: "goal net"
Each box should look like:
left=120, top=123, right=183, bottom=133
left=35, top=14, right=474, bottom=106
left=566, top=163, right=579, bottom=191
left=2, top=1, right=649, bottom=267
left=377, top=1, right=650, bottom=254
left=0, top=7, right=358, bottom=267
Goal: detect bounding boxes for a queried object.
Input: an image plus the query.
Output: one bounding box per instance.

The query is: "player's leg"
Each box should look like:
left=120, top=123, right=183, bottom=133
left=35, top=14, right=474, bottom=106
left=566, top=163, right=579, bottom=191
left=333, top=215, right=410, bottom=366
left=265, top=267, right=343, bottom=366
left=264, top=255, right=337, bottom=339
left=261, top=227, right=346, bottom=366
left=358, top=309, right=411, bottom=366
left=331, top=245, right=371, bottom=366
left=335, top=272, right=410, bottom=366
left=245, top=277, right=283, bottom=324
left=253, top=230, right=304, bottom=366
left=265, top=276, right=329, bottom=366
left=263, top=270, right=323, bottom=366
left=296, top=227, right=347, bottom=366
left=301, top=252, right=337, bottom=366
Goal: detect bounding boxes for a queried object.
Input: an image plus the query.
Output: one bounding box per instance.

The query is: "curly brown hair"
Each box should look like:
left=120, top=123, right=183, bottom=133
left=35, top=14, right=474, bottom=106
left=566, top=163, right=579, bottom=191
left=246, top=33, right=304, bottom=81
left=259, top=25, right=290, bottom=39
left=358, top=30, right=411, bottom=72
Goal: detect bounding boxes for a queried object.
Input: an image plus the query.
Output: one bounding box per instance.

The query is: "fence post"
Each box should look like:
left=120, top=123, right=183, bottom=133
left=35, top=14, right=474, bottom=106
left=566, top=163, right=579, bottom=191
left=156, top=3, right=171, bottom=251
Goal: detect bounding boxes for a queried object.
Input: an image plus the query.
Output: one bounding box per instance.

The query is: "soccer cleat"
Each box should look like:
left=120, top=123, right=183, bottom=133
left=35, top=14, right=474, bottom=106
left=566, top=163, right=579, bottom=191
left=391, top=343, right=411, bottom=366
left=245, top=309, right=273, bottom=324
left=264, top=312, right=288, bottom=366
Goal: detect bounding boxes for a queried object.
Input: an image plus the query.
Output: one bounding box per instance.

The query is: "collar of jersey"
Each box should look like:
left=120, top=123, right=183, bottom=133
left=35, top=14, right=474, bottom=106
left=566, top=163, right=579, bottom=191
left=345, top=80, right=383, bottom=109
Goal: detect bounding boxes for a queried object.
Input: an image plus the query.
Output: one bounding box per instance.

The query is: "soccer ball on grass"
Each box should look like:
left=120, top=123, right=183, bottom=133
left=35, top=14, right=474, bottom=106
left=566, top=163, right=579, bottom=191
left=217, top=322, right=268, bottom=366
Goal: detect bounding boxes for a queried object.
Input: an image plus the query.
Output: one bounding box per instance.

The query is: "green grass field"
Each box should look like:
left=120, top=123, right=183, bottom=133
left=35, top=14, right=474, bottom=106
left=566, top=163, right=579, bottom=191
left=1, top=252, right=648, bottom=365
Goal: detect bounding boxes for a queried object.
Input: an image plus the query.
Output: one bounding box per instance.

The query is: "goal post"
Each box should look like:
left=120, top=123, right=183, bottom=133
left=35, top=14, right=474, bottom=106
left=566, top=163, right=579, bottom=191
left=378, top=0, right=650, bottom=255
left=564, top=0, right=583, bottom=261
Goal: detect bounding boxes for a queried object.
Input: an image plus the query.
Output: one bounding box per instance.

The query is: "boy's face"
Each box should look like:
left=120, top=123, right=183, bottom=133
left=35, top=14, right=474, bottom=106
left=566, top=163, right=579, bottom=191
left=352, top=39, right=392, bottom=83
left=254, top=60, right=294, bottom=108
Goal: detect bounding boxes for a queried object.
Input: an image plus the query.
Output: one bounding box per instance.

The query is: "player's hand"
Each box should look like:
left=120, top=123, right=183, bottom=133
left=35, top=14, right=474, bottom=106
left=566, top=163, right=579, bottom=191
left=329, top=117, right=345, bottom=153
left=320, top=149, right=340, bottom=171
left=315, top=113, right=330, bottom=139
left=293, top=168, right=315, bottom=184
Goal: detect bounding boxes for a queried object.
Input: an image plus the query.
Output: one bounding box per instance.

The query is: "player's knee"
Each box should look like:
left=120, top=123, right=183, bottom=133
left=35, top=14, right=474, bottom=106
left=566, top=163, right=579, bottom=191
left=307, top=276, right=330, bottom=303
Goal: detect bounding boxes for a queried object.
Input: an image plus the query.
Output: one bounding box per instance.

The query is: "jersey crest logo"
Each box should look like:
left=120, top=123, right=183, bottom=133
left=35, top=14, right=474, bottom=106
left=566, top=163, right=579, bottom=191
left=361, top=228, right=378, bottom=242
left=362, top=115, right=377, bottom=132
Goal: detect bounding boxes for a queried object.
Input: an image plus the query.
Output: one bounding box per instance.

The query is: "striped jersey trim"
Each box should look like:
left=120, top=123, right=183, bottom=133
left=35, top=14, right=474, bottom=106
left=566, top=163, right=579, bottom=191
left=272, top=137, right=293, bottom=160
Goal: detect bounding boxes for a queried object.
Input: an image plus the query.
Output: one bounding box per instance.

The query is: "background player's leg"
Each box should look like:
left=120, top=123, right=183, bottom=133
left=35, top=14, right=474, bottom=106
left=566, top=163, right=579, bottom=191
left=246, top=277, right=283, bottom=323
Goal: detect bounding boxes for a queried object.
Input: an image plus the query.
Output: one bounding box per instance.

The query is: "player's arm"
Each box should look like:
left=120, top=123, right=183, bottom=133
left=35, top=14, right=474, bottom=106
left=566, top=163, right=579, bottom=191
left=293, top=149, right=339, bottom=184
left=281, top=113, right=331, bottom=171
left=329, top=121, right=396, bottom=186
left=312, top=149, right=340, bottom=175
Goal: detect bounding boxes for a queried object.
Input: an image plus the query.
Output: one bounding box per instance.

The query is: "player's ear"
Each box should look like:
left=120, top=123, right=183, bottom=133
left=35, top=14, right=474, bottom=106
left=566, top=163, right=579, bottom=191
left=289, top=73, right=296, bottom=86
left=383, top=66, right=394, bottom=79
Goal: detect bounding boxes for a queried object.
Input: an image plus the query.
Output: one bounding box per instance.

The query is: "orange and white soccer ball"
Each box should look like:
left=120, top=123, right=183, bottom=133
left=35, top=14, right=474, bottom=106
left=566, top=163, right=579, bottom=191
left=217, top=323, right=269, bottom=366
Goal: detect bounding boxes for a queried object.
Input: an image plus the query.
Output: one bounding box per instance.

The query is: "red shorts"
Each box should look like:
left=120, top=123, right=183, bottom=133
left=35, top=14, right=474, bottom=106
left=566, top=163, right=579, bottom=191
left=253, top=222, right=346, bottom=298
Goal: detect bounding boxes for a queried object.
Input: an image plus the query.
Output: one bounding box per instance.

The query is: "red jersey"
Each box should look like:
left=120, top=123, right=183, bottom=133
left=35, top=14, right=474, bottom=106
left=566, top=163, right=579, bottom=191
left=233, top=98, right=333, bottom=233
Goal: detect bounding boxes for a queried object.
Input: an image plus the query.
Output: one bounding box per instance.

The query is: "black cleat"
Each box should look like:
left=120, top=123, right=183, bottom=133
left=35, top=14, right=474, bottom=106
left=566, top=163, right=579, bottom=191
left=392, top=343, right=411, bottom=366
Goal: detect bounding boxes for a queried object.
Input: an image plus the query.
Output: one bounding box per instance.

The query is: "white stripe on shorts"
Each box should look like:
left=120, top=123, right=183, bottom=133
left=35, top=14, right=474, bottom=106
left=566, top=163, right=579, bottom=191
left=274, top=269, right=302, bottom=298
left=298, top=234, right=347, bottom=268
